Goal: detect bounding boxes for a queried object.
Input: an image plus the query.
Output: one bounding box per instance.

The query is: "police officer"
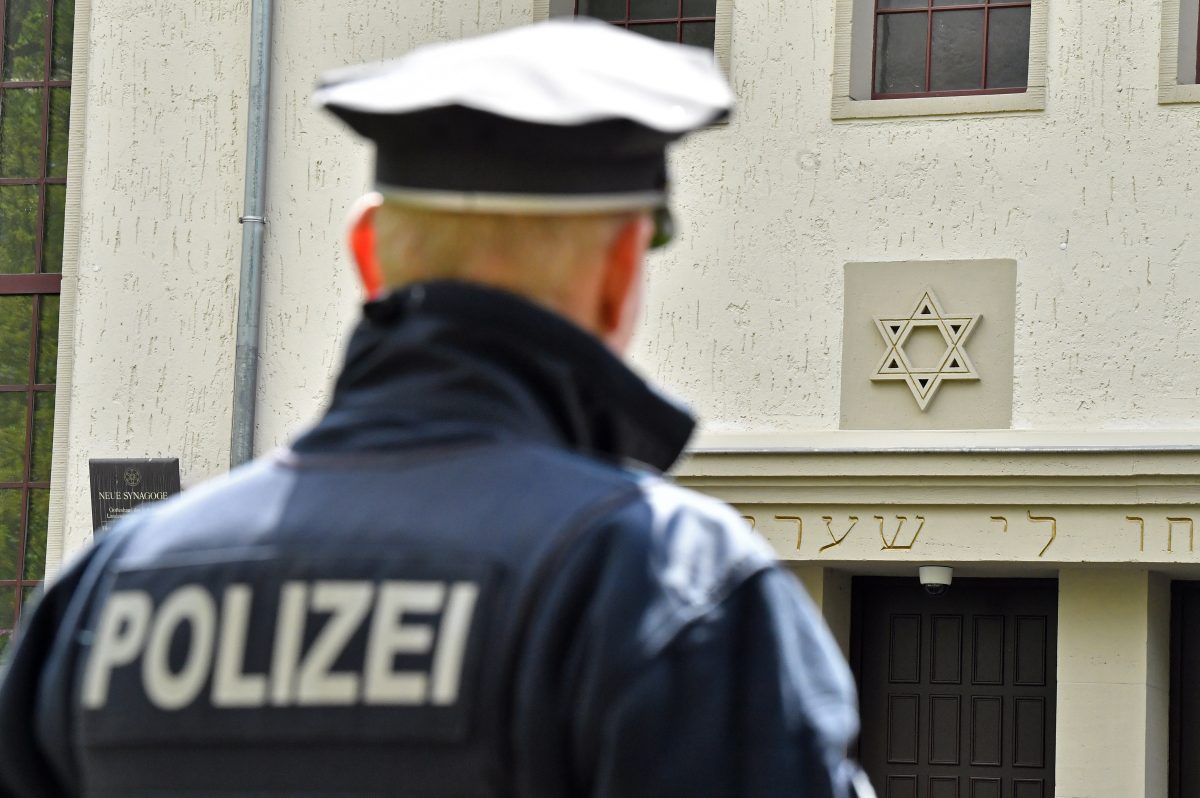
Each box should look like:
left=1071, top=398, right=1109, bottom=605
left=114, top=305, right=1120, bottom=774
left=0, top=20, right=872, bottom=798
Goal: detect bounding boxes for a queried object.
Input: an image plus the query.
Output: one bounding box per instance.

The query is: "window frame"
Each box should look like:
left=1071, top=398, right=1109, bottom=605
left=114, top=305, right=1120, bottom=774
left=832, top=0, right=1048, bottom=120
left=869, top=0, right=1034, bottom=101
left=534, top=0, right=734, bottom=76
left=1159, top=0, right=1200, bottom=104
left=0, top=0, right=71, bottom=643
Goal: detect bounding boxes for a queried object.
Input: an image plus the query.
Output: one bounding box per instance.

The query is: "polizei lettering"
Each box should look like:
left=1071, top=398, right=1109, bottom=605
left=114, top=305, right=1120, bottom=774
left=82, top=579, right=479, bottom=711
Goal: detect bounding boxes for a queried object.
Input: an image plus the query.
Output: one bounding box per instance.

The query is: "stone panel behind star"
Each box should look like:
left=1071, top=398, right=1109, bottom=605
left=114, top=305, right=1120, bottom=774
left=841, top=260, right=1016, bottom=430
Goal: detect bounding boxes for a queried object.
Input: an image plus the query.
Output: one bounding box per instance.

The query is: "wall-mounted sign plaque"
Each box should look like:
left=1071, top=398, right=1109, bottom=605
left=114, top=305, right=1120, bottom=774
left=89, top=458, right=181, bottom=532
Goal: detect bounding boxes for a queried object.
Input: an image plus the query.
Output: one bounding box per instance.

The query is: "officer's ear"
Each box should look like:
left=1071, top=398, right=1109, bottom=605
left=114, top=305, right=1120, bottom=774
left=348, top=193, right=385, bottom=300
left=598, top=212, right=653, bottom=354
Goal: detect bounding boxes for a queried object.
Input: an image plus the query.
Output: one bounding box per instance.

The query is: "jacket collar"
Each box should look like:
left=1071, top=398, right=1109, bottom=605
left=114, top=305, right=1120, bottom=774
left=291, top=281, right=695, bottom=473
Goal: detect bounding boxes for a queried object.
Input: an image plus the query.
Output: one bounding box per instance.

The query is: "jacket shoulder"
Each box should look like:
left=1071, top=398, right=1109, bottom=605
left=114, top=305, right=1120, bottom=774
left=594, top=477, right=777, bottom=647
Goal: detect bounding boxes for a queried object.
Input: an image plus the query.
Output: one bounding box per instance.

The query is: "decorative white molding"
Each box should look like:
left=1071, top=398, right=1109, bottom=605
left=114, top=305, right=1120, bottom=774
left=676, top=446, right=1200, bottom=505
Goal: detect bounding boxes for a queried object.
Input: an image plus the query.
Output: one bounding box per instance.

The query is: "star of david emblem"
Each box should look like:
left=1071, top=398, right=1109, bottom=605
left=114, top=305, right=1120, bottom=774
left=871, top=289, right=981, bottom=411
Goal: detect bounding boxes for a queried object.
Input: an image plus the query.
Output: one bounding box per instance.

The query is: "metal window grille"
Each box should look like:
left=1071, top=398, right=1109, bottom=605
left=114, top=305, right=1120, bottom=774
left=872, top=0, right=1032, bottom=99
left=575, top=1, right=717, bottom=49
left=0, top=0, right=71, bottom=653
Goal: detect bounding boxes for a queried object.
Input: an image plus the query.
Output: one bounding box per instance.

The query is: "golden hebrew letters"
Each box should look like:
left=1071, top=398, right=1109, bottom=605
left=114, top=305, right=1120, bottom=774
left=740, top=515, right=757, bottom=530
left=820, top=516, right=858, bottom=553
left=774, top=515, right=803, bottom=550
left=1127, top=516, right=1146, bottom=552
left=990, top=515, right=1008, bottom=533
left=876, top=515, right=924, bottom=550
left=1167, top=517, right=1194, bottom=553
left=1127, top=515, right=1195, bottom=553
left=1026, top=512, right=1056, bottom=557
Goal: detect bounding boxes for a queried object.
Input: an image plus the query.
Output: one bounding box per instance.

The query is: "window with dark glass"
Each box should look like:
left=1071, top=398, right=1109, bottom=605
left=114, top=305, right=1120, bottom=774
left=575, top=0, right=717, bottom=50
left=0, top=0, right=72, bottom=653
left=873, top=0, right=1031, bottom=98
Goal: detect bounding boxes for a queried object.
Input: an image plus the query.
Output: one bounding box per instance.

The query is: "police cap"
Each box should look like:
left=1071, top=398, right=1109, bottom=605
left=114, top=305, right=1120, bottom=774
left=313, top=19, right=733, bottom=245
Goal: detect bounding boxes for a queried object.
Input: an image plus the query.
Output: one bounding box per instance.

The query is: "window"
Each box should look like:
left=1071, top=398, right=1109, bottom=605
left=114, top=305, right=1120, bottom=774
left=872, top=0, right=1031, bottom=99
left=1181, top=0, right=1199, bottom=85
left=833, top=0, right=1047, bottom=118
left=540, top=0, right=731, bottom=72
left=0, top=0, right=72, bottom=653
left=571, top=1, right=716, bottom=49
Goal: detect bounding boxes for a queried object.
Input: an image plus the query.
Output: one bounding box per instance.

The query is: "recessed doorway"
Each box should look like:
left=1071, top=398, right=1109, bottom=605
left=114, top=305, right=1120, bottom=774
left=851, top=577, right=1057, bottom=798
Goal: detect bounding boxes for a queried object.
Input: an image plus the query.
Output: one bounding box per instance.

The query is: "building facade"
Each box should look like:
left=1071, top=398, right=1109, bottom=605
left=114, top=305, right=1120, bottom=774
left=3, top=0, right=1200, bottom=796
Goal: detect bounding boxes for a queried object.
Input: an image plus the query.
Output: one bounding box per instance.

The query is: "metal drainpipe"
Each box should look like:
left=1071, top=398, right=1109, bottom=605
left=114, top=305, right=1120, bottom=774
left=230, top=0, right=273, bottom=467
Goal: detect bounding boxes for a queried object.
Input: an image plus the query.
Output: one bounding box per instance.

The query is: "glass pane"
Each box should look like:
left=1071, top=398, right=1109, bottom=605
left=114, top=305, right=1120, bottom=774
left=682, top=20, right=715, bottom=49
left=0, top=490, right=21, bottom=579
left=930, top=9, right=984, bottom=92
left=0, top=185, right=40, bottom=274
left=630, top=0, right=676, bottom=20
left=0, top=88, right=45, bottom=178
left=681, top=0, right=714, bottom=15
left=0, top=295, right=33, bottom=384
left=0, top=393, right=28, bottom=482
left=578, top=0, right=626, bottom=20
left=2, top=0, right=48, bottom=81
left=629, top=21, right=677, bottom=41
left=23, top=488, right=47, bottom=580
left=51, top=0, right=74, bottom=79
left=986, top=6, right=1030, bottom=89
left=29, top=392, right=52, bottom=481
left=48, top=88, right=70, bottom=177
left=43, top=184, right=65, bottom=273
left=878, top=0, right=927, bottom=8
left=35, top=294, right=58, bottom=383
left=875, top=12, right=928, bottom=95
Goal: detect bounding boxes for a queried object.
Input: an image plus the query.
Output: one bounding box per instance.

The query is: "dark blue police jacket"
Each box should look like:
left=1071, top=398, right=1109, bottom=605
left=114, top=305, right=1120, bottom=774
left=0, top=283, right=862, bottom=798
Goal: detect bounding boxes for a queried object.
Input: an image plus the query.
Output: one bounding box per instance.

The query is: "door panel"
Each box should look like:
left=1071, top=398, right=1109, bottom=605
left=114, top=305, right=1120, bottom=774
left=853, top=578, right=1057, bottom=798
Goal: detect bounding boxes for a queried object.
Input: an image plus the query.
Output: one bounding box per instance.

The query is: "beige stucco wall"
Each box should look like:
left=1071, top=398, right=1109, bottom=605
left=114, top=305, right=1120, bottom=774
left=53, top=1, right=533, bottom=559
left=55, top=0, right=1200, bottom=551
left=646, top=0, right=1200, bottom=438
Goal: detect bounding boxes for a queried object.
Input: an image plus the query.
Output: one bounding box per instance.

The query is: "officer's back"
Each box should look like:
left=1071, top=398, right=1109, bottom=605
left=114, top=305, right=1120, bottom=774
left=0, top=21, right=869, bottom=798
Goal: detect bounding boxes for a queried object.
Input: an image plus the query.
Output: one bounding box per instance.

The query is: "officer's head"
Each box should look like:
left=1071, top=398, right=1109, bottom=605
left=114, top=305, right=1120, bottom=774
left=315, top=20, right=732, bottom=354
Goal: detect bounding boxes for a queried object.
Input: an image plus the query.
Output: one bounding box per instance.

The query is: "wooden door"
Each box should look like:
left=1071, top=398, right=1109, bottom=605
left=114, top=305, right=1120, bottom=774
left=852, top=578, right=1057, bottom=798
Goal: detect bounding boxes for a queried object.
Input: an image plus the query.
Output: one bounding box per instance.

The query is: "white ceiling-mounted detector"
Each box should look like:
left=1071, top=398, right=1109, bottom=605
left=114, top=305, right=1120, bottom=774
left=919, top=565, right=953, bottom=596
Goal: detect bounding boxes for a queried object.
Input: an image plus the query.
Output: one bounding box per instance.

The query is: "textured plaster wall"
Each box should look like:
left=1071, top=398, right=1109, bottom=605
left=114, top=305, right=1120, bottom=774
left=61, top=1, right=531, bottom=552
left=61, top=0, right=251, bottom=556
left=634, top=0, right=1200, bottom=435
left=61, top=0, right=1200, bottom=547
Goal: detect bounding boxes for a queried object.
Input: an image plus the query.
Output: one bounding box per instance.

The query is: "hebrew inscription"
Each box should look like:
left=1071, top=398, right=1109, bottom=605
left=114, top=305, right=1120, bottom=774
left=876, top=515, right=924, bottom=550
left=820, top=516, right=858, bottom=553
left=744, top=507, right=1200, bottom=562
left=1026, top=512, right=1057, bottom=558
left=1129, top=515, right=1196, bottom=552
left=774, top=515, right=803, bottom=549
